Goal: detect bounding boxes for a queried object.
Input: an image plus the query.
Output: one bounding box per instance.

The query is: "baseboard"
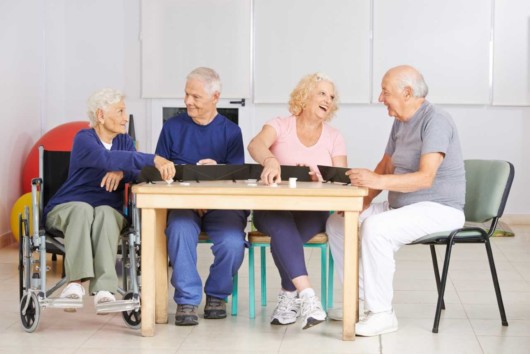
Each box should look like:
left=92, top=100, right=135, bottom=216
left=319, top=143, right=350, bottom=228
left=0, top=232, right=15, bottom=248
left=502, top=214, right=530, bottom=225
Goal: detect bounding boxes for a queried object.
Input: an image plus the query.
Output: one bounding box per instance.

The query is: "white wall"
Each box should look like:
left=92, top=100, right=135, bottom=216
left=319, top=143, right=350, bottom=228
left=0, top=1, right=44, bottom=238
left=44, top=0, right=125, bottom=127
left=1, top=0, right=528, bottom=238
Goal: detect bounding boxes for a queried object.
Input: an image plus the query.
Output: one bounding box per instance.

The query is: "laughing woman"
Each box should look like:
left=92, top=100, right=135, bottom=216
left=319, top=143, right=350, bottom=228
left=247, top=73, right=348, bottom=329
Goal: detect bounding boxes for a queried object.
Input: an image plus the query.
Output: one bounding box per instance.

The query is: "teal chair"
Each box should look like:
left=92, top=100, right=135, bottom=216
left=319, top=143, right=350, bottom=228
left=198, top=232, right=239, bottom=316
left=247, top=230, right=334, bottom=319
left=409, top=159, right=514, bottom=333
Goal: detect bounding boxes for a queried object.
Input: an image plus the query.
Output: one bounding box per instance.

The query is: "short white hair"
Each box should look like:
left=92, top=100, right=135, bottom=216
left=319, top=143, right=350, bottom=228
left=87, top=88, right=125, bottom=128
left=186, top=67, right=222, bottom=97
left=395, top=68, right=429, bottom=98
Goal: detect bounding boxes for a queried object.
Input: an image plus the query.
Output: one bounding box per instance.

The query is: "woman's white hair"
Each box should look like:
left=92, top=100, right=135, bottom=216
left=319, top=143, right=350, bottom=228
left=186, top=67, right=222, bottom=97
left=87, top=88, right=125, bottom=128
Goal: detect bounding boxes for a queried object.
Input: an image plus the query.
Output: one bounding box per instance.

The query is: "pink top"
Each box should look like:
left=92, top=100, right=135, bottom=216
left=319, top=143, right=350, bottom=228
left=266, top=115, right=347, bottom=178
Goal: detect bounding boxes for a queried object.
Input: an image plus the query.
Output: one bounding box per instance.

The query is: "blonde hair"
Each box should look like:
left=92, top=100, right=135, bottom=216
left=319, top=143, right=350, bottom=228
left=87, top=88, right=125, bottom=128
left=288, top=73, right=338, bottom=120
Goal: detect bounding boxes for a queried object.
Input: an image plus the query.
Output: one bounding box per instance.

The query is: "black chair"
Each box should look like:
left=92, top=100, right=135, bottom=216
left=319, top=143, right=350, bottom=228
left=409, top=159, right=514, bottom=333
left=19, top=146, right=142, bottom=332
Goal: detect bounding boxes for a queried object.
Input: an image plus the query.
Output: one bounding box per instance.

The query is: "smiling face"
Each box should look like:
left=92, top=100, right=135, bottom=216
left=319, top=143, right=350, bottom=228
left=96, top=99, right=128, bottom=139
left=184, top=78, right=219, bottom=124
left=305, top=80, right=336, bottom=121
left=378, top=72, right=409, bottom=121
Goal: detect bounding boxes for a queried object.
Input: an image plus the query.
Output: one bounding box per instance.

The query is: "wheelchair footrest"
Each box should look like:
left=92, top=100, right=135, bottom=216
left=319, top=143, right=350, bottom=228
left=42, top=297, right=84, bottom=309
left=96, top=299, right=140, bottom=314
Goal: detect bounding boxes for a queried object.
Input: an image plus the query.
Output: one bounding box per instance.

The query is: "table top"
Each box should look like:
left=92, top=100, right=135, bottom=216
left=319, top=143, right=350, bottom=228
left=132, top=180, right=368, bottom=197
left=132, top=180, right=367, bottom=212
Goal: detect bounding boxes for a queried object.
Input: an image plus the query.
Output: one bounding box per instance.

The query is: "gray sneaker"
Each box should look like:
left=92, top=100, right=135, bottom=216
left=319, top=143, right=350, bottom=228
left=270, top=290, right=300, bottom=325
left=175, top=304, right=199, bottom=326
left=204, top=295, right=227, bottom=319
left=300, top=294, right=326, bottom=329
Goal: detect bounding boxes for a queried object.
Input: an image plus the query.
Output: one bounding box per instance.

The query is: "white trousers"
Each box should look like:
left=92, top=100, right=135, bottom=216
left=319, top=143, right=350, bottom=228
left=326, top=201, right=464, bottom=313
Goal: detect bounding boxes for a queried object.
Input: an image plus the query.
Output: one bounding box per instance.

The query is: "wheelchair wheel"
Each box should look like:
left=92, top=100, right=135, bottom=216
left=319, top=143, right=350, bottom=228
left=20, top=292, right=40, bottom=333
left=122, top=292, right=141, bottom=329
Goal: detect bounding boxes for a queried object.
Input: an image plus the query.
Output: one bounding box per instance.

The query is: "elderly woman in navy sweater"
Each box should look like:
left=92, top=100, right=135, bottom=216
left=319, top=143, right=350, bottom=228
left=44, top=88, right=175, bottom=309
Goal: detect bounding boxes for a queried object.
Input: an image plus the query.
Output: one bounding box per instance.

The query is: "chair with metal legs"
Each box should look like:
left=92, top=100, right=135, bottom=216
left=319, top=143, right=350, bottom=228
left=409, top=159, right=514, bottom=333
left=247, top=231, right=334, bottom=319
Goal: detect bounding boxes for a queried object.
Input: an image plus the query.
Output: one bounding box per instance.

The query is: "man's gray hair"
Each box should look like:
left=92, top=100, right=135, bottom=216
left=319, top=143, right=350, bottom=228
left=395, top=69, right=429, bottom=98
left=186, top=67, right=222, bottom=97
left=87, top=88, right=125, bottom=128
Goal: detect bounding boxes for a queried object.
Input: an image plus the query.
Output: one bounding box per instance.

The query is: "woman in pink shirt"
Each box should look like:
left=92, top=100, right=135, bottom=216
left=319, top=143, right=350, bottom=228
left=247, top=73, right=348, bottom=330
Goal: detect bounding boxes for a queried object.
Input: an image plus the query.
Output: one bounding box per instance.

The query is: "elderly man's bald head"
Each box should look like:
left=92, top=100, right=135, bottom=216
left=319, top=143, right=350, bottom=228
left=383, top=65, right=429, bottom=98
left=378, top=65, right=429, bottom=121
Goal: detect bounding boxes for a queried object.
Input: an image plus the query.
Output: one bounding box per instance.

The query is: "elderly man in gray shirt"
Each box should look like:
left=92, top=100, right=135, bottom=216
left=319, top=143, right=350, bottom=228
left=326, top=65, right=466, bottom=336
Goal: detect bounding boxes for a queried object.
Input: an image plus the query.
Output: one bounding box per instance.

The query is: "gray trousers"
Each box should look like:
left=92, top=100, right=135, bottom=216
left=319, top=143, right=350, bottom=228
left=45, top=202, right=127, bottom=294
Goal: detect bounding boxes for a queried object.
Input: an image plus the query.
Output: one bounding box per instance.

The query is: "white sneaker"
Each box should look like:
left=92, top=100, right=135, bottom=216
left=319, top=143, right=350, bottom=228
left=94, top=291, right=116, bottom=307
left=60, top=282, right=85, bottom=299
left=328, top=301, right=366, bottom=321
left=355, top=310, right=398, bottom=336
left=270, top=291, right=300, bottom=325
left=300, top=294, right=327, bottom=330
left=60, top=282, right=85, bottom=313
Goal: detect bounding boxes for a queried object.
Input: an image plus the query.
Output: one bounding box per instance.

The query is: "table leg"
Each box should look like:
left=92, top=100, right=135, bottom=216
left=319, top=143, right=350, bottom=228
left=342, top=211, right=359, bottom=341
left=141, top=208, right=156, bottom=336
left=154, top=209, right=168, bottom=324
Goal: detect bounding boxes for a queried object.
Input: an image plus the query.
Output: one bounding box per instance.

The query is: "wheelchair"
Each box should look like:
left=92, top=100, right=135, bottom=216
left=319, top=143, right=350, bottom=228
left=19, top=146, right=142, bottom=332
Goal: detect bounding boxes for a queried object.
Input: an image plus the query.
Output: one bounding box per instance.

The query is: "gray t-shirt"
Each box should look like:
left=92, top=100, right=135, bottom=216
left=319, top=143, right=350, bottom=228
left=385, top=101, right=465, bottom=210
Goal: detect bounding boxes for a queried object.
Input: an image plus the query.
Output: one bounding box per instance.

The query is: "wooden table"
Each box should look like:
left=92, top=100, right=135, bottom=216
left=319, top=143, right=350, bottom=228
left=132, top=180, right=367, bottom=340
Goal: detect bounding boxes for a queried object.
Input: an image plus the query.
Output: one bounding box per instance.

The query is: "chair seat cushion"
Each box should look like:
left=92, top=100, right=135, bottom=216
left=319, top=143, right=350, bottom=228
left=409, top=228, right=487, bottom=245
left=247, top=231, right=328, bottom=244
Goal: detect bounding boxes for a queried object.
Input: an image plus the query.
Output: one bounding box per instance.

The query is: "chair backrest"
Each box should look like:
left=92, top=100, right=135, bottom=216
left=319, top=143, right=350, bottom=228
left=39, top=147, right=134, bottom=224
left=464, top=159, right=514, bottom=223
left=39, top=146, right=71, bottom=210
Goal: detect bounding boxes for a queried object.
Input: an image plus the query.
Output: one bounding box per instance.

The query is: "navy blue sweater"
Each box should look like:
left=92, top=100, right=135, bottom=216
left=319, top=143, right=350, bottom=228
left=155, top=113, right=244, bottom=165
left=44, top=128, right=155, bottom=219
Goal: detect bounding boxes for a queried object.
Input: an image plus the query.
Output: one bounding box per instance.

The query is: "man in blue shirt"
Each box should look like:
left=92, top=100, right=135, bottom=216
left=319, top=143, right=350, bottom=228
left=155, top=67, right=247, bottom=326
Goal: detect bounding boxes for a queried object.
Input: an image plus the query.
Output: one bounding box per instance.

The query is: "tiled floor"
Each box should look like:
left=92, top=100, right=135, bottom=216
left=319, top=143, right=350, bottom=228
left=1, top=223, right=529, bottom=353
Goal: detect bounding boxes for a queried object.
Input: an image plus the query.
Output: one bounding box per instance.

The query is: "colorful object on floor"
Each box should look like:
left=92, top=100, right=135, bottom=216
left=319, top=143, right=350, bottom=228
left=493, top=221, right=515, bottom=237
left=467, top=221, right=515, bottom=237
left=493, top=228, right=515, bottom=237
left=22, top=121, right=88, bottom=193
left=10, top=192, right=37, bottom=242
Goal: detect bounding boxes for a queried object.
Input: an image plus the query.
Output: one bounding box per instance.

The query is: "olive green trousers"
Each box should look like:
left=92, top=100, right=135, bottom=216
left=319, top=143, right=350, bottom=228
left=46, top=202, right=127, bottom=294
